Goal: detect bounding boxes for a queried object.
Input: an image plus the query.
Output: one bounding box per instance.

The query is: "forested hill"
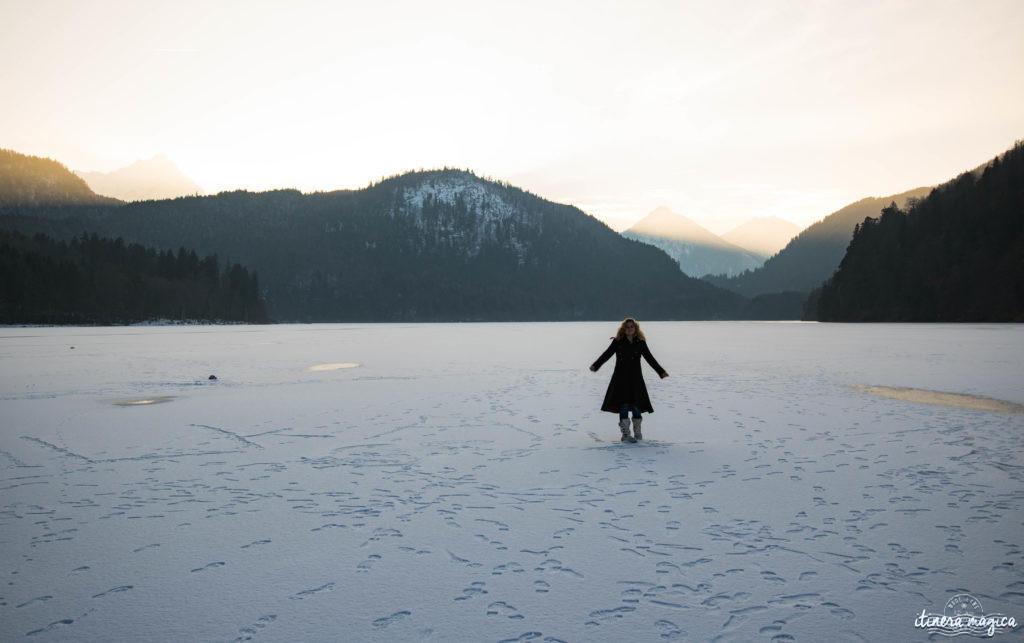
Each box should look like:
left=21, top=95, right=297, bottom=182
left=815, top=141, right=1024, bottom=321
left=1, top=167, right=747, bottom=321
left=704, top=186, right=932, bottom=297
left=0, top=230, right=267, bottom=324
left=0, top=149, right=121, bottom=207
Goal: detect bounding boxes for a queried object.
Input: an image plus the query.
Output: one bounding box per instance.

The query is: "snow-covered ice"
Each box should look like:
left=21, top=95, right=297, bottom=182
left=1, top=322, right=1022, bottom=641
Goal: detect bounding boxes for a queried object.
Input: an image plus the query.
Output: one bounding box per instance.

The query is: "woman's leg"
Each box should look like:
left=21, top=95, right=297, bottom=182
left=618, top=404, right=635, bottom=442
left=620, top=403, right=640, bottom=419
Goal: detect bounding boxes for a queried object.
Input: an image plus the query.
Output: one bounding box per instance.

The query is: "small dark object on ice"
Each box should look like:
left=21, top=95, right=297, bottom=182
left=208, top=375, right=218, bottom=381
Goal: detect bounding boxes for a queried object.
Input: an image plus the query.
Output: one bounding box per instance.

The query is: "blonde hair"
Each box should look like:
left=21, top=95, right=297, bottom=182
left=614, top=318, right=646, bottom=341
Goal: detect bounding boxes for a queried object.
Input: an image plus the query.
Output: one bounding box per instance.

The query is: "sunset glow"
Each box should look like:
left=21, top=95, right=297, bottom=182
left=2, top=0, right=1022, bottom=232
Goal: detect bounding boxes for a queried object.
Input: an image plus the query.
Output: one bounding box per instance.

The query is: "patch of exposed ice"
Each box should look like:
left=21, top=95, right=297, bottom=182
left=109, top=395, right=177, bottom=406
left=852, top=384, right=1024, bottom=414
left=307, top=362, right=361, bottom=371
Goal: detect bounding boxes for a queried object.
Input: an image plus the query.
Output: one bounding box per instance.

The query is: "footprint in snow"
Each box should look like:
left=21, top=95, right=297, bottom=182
left=241, top=539, right=271, bottom=549
left=190, top=562, right=225, bottom=573
left=133, top=543, right=160, bottom=553
left=291, top=583, right=335, bottom=600
left=454, top=581, right=488, bottom=601
left=372, top=610, right=411, bottom=630
left=92, top=586, right=133, bottom=599
left=487, top=601, right=524, bottom=619
left=16, top=595, right=53, bottom=609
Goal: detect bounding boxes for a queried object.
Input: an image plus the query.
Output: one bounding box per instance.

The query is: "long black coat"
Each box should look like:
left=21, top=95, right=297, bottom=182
left=591, top=338, right=667, bottom=414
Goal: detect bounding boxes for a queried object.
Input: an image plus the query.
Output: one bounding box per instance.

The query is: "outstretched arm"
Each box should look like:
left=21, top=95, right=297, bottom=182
left=641, top=342, right=669, bottom=378
left=590, top=340, right=617, bottom=372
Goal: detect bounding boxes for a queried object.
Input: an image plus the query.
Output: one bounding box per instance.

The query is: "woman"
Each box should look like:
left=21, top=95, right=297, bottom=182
left=589, top=318, right=669, bottom=442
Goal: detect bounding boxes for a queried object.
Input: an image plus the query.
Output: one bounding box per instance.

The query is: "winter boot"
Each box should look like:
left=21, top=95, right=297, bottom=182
left=619, top=418, right=636, bottom=443
left=632, top=416, right=643, bottom=441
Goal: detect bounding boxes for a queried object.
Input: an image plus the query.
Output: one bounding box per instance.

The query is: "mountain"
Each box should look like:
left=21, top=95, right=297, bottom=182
left=721, top=216, right=801, bottom=257
left=76, top=155, right=204, bottom=201
left=0, top=149, right=121, bottom=206
left=623, top=207, right=765, bottom=278
left=814, top=141, right=1024, bottom=322
left=703, top=186, right=932, bottom=297
left=1, top=168, right=746, bottom=321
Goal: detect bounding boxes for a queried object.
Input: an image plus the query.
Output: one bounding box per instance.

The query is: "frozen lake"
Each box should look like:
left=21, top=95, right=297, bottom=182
left=2, top=322, right=1023, bottom=641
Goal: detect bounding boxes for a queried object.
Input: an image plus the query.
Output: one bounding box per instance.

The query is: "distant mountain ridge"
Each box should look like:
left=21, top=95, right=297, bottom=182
left=704, top=186, right=933, bottom=296
left=623, top=207, right=765, bottom=277
left=0, top=148, right=120, bottom=206
left=0, top=162, right=747, bottom=321
left=13, top=143, right=1011, bottom=324
left=76, top=155, right=204, bottom=201
left=721, top=216, right=801, bottom=257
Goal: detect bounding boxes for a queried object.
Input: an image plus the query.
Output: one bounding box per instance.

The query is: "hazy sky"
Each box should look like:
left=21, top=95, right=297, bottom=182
left=2, top=0, right=1022, bottom=233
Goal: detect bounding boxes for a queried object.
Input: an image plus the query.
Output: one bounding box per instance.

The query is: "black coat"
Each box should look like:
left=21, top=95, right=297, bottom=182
left=591, top=338, right=667, bottom=414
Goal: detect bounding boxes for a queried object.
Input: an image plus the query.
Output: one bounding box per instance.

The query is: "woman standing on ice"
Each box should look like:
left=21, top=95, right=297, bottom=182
left=589, top=318, right=669, bottom=443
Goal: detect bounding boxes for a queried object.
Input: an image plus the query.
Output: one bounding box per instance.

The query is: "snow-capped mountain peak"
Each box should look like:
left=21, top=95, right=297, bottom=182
left=623, top=206, right=764, bottom=278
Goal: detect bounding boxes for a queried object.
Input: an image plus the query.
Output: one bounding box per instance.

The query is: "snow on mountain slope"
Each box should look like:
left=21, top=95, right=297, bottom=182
left=391, top=173, right=536, bottom=259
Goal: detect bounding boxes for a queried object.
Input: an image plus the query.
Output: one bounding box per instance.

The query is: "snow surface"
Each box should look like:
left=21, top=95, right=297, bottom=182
left=1, top=322, right=1023, bottom=641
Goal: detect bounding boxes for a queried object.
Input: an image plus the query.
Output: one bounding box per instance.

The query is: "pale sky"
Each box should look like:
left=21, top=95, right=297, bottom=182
left=2, top=0, right=1022, bottom=233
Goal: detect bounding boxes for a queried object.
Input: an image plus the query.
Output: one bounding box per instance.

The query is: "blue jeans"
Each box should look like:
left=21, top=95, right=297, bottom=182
left=619, top=404, right=641, bottom=420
